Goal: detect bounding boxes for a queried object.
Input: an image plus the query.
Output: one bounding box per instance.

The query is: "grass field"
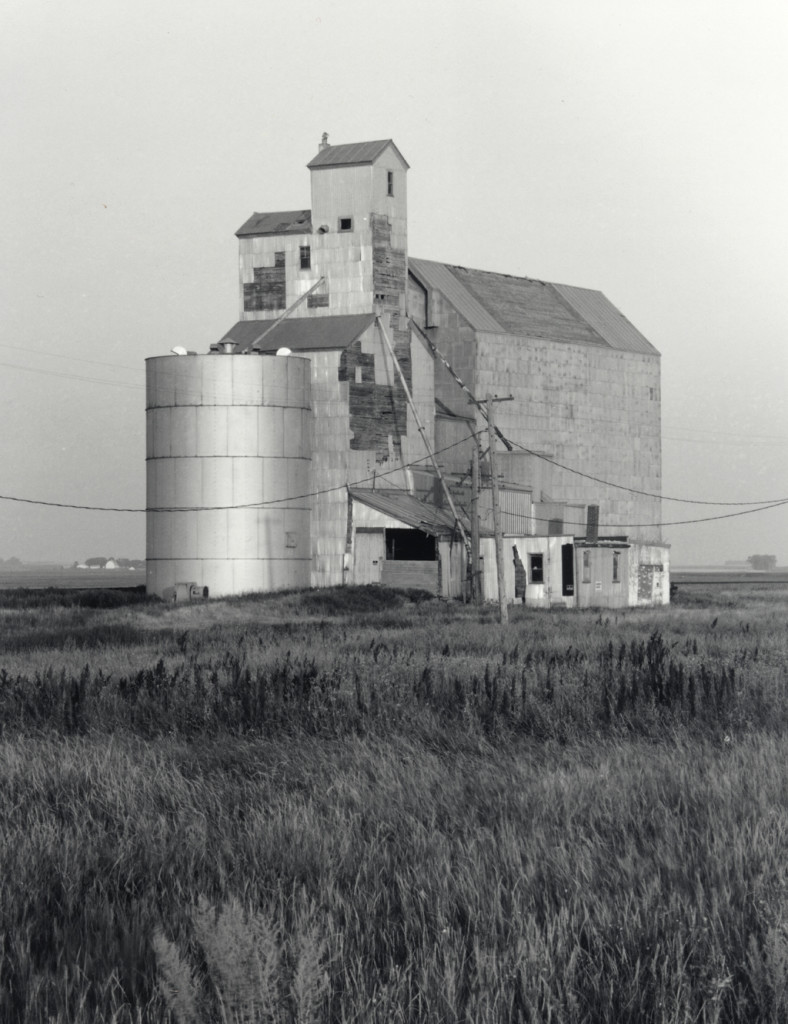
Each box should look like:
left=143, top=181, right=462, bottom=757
left=0, top=584, right=786, bottom=1023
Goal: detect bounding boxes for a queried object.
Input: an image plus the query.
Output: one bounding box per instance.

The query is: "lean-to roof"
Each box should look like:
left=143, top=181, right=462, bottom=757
left=215, top=314, right=375, bottom=353
left=351, top=488, right=488, bottom=537
left=235, top=210, right=312, bottom=238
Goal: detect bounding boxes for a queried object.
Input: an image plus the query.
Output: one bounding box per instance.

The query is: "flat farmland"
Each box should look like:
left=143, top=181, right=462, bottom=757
left=0, top=583, right=787, bottom=1023
left=0, top=567, right=144, bottom=590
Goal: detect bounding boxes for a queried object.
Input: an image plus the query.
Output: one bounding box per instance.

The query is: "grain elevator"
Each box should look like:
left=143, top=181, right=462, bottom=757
left=146, top=136, right=670, bottom=607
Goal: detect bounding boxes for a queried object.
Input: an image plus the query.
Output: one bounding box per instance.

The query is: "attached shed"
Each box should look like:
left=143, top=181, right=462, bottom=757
left=574, top=539, right=670, bottom=609
left=349, top=488, right=483, bottom=597
left=481, top=535, right=576, bottom=608
left=480, top=534, right=670, bottom=610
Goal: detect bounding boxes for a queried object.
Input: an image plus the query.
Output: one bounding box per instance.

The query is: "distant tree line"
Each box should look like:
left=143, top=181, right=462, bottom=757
left=747, top=554, right=777, bottom=571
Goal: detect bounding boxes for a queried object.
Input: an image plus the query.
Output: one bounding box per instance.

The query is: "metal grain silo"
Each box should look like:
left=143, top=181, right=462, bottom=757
left=146, top=353, right=312, bottom=599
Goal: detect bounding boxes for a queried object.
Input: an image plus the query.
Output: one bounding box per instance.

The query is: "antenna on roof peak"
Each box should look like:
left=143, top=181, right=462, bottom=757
left=319, top=132, right=329, bottom=151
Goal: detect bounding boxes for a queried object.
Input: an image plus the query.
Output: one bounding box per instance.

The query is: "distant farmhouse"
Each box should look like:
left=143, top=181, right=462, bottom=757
left=146, top=137, right=668, bottom=608
left=77, top=557, right=145, bottom=570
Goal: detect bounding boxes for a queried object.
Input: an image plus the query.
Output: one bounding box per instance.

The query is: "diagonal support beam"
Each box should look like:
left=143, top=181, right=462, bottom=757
left=238, top=278, right=327, bottom=354
left=375, top=316, right=471, bottom=559
left=409, top=317, right=514, bottom=451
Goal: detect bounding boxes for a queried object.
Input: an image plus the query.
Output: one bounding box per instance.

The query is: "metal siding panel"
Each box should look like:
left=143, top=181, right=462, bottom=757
left=201, top=357, right=234, bottom=405
left=232, top=357, right=264, bottom=404
left=174, top=357, right=203, bottom=406
left=173, top=457, right=202, bottom=508
left=151, top=407, right=172, bottom=458
left=197, top=509, right=229, bottom=559
left=258, top=405, right=285, bottom=456
left=146, top=357, right=175, bottom=408
left=201, top=457, right=233, bottom=508
left=196, top=406, right=228, bottom=457
left=227, top=406, right=258, bottom=457
left=226, top=509, right=259, bottom=559
left=232, top=457, right=264, bottom=507
left=169, top=406, right=198, bottom=458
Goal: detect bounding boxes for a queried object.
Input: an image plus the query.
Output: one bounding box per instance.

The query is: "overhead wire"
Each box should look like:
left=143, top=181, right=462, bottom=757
left=504, top=438, right=788, bottom=506
left=0, top=433, right=486, bottom=514
left=1, top=344, right=786, bottom=515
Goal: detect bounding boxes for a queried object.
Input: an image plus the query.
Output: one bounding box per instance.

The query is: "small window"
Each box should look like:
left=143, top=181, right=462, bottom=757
left=299, top=246, right=311, bottom=270
left=529, top=554, right=544, bottom=584
left=582, top=550, right=591, bottom=583
left=387, top=171, right=394, bottom=197
left=274, top=251, right=285, bottom=267
left=354, top=365, right=363, bottom=384
left=612, top=552, right=620, bottom=583
left=338, top=217, right=353, bottom=232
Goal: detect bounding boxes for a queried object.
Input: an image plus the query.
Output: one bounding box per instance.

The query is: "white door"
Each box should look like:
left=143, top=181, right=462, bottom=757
left=354, top=530, right=385, bottom=584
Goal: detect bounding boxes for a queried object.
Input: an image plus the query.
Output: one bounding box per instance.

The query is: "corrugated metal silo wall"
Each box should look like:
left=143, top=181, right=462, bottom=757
left=145, top=354, right=312, bottom=598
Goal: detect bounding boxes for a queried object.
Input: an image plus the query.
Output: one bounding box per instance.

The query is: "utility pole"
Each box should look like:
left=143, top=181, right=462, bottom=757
left=486, top=393, right=512, bottom=624
left=470, top=439, right=481, bottom=604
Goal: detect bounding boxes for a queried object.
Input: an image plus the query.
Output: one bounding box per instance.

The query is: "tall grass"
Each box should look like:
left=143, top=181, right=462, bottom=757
left=0, top=584, right=786, bottom=1022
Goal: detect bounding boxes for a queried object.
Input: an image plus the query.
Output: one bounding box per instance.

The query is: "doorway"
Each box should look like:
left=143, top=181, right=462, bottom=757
left=562, top=543, right=575, bottom=596
left=354, top=529, right=385, bottom=584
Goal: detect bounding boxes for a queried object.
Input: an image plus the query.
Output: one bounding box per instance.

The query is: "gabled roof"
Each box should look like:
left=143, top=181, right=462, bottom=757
left=550, top=284, right=658, bottom=356
left=307, top=139, right=409, bottom=170
left=410, top=258, right=503, bottom=333
left=236, top=210, right=312, bottom=238
left=409, top=258, right=659, bottom=355
left=215, top=314, right=375, bottom=353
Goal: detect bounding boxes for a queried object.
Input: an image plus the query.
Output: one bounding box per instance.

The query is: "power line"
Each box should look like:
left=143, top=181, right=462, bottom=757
left=2, top=350, right=785, bottom=507
left=0, top=343, right=143, bottom=374
left=0, top=434, right=484, bottom=514
left=4, top=348, right=785, bottom=449
left=0, top=360, right=144, bottom=390
left=505, top=438, right=788, bottom=506
left=509, top=500, right=788, bottom=530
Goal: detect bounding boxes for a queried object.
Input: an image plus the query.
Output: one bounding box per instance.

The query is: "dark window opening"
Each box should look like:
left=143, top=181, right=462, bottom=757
left=612, top=552, right=620, bottom=583
left=529, top=554, right=544, bottom=584
left=582, top=550, right=591, bottom=583
left=387, top=171, right=394, bottom=197
left=339, top=217, right=353, bottom=232
left=299, top=246, right=311, bottom=270
left=385, top=528, right=435, bottom=561
left=274, top=251, right=285, bottom=267
left=561, top=543, right=574, bottom=596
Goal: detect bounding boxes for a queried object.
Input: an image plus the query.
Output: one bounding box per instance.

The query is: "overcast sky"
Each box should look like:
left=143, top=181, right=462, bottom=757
left=2, top=0, right=786, bottom=565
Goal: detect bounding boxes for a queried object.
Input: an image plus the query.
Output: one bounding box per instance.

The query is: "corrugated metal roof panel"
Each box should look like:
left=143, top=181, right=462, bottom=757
left=236, top=210, right=312, bottom=237
left=449, top=266, right=607, bottom=347
left=551, top=284, right=660, bottom=355
left=215, top=314, right=375, bottom=353
left=410, top=259, right=660, bottom=355
left=307, top=139, right=409, bottom=169
left=409, top=258, right=503, bottom=332
left=351, top=488, right=488, bottom=537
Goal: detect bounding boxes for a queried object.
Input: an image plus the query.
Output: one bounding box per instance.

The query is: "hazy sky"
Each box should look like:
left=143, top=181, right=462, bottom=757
left=2, top=0, right=786, bottom=565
